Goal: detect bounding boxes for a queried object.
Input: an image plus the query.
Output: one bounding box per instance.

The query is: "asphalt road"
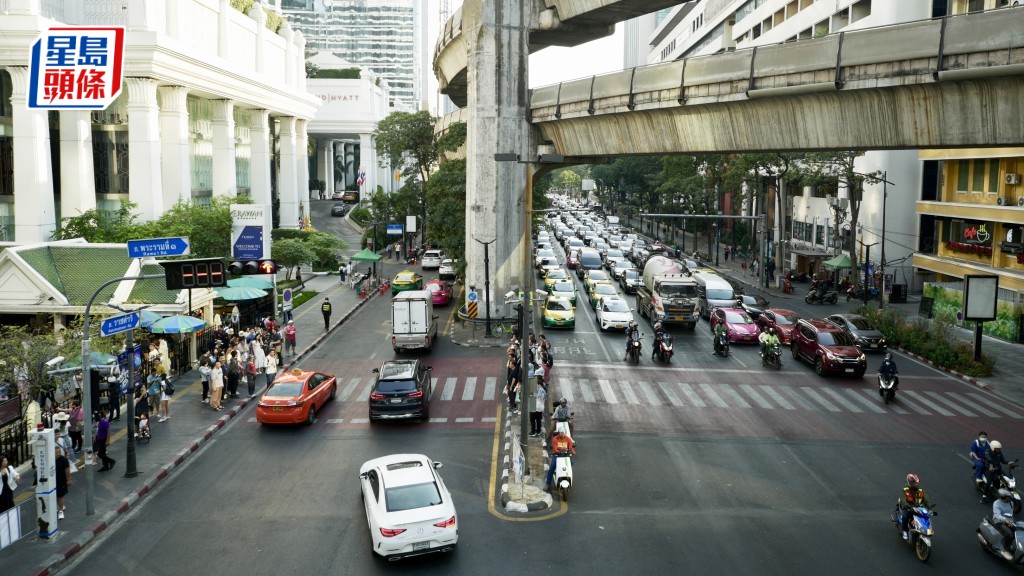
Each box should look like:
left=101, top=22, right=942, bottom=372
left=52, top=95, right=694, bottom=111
left=57, top=223, right=1024, bottom=575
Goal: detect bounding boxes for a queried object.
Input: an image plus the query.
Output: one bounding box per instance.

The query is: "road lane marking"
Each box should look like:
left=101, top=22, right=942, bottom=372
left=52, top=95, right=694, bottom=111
left=429, top=417, right=449, bottom=423
left=443, top=284, right=462, bottom=336
left=357, top=379, right=375, bottom=401
left=579, top=379, right=597, bottom=403
left=779, top=387, right=816, bottom=411
left=482, top=417, right=497, bottom=423
left=462, top=377, right=478, bottom=401
left=441, top=377, right=457, bottom=401
left=698, top=383, right=729, bottom=408
left=619, top=380, right=640, bottom=404
left=759, top=385, right=795, bottom=410
left=967, top=393, right=1024, bottom=419
left=922, top=391, right=977, bottom=417
left=484, top=376, right=497, bottom=401
left=679, top=383, right=707, bottom=408
left=739, top=384, right=774, bottom=410
left=326, top=418, right=343, bottom=424
left=902, top=391, right=954, bottom=416
left=801, top=387, right=841, bottom=412
left=842, top=389, right=886, bottom=414
left=247, top=417, right=256, bottom=423
left=557, top=377, right=575, bottom=403
left=820, top=388, right=862, bottom=412
left=455, top=417, right=474, bottom=423
left=598, top=379, right=619, bottom=404
left=340, top=377, right=361, bottom=401
left=638, top=381, right=660, bottom=405
left=350, top=418, right=369, bottom=423
left=657, top=381, right=684, bottom=406
left=892, top=393, right=932, bottom=415
left=717, top=384, right=751, bottom=408
left=855, top=389, right=908, bottom=414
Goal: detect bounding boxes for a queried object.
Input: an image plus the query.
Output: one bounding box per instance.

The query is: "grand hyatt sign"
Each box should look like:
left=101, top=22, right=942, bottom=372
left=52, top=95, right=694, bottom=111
left=314, top=92, right=361, bottom=102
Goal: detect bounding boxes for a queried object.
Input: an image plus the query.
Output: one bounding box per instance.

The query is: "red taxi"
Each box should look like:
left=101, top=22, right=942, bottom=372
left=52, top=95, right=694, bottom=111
left=256, top=369, right=337, bottom=426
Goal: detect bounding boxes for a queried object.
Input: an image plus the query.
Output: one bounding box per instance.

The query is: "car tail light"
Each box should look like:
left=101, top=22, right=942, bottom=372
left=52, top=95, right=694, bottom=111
left=391, top=336, right=396, bottom=345
left=407, top=389, right=424, bottom=398
left=433, top=516, right=456, bottom=528
left=380, top=527, right=407, bottom=537
left=369, top=392, right=385, bottom=400
left=425, top=335, right=430, bottom=345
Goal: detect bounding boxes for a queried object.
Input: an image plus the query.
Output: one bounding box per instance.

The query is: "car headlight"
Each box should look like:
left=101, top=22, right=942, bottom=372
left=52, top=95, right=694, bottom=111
left=859, top=354, right=866, bottom=362
left=825, top=350, right=837, bottom=361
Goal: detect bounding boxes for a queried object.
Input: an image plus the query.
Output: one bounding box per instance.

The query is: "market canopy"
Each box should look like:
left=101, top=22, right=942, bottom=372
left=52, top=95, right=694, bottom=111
left=822, top=254, right=853, bottom=269
left=350, top=248, right=383, bottom=262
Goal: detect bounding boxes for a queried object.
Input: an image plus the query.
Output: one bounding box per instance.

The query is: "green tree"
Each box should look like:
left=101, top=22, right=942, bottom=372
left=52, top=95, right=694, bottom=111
left=271, top=239, right=314, bottom=280
left=374, top=110, right=437, bottom=241
left=54, top=202, right=159, bottom=243
left=303, top=230, right=347, bottom=271
left=425, top=158, right=467, bottom=275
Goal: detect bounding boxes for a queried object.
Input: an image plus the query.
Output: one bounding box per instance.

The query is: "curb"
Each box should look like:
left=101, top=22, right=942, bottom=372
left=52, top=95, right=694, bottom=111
left=26, top=397, right=254, bottom=576
left=498, top=412, right=552, bottom=513
left=449, top=334, right=508, bottom=349
left=894, top=345, right=991, bottom=391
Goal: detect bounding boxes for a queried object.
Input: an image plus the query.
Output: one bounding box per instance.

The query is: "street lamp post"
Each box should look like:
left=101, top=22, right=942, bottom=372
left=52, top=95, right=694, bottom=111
left=473, top=236, right=496, bottom=337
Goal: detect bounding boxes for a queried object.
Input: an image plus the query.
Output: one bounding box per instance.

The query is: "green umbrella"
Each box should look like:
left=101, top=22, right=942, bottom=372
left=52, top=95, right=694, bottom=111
left=215, top=286, right=269, bottom=301
left=227, top=277, right=274, bottom=290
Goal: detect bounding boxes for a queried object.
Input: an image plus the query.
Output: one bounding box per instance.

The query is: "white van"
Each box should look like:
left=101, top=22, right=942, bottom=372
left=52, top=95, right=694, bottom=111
left=391, top=291, right=439, bottom=352
left=693, top=272, right=738, bottom=320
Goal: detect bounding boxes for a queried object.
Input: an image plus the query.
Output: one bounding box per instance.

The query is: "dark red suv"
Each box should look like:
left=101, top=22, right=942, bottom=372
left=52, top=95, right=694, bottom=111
left=790, top=319, right=866, bottom=377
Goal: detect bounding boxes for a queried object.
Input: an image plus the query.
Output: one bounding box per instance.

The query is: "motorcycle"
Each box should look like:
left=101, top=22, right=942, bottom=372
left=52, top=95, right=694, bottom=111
left=978, top=516, right=1024, bottom=564
left=626, top=331, right=642, bottom=364
left=653, top=333, right=674, bottom=363
left=878, top=372, right=899, bottom=404
left=891, top=501, right=936, bottom=562
left=714, top=332, right=729, bottom=358
left=552, top=448, right=574, bottom=502
left=762, top=342, right=782, bottom=369
left=847, top=284, right=881, bottom=302
left=553, top=412, right=574, bottom=441
left=978, top=460, right=1022, bottom=513
left=805, top=286, right=838, bottom=305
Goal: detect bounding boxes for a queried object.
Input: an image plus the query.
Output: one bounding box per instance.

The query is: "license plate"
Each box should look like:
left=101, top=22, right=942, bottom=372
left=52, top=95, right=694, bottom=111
left=614, top=324, right=623, bottom=328
left=273, top=407, right=283, bottom=412
left=391, top=398, right=402, bottom=403
left=413, top=541, right=429, bottom=551
left=845, top=368, right=854, bottom=373
left=871, top=343, right=879, bottom=348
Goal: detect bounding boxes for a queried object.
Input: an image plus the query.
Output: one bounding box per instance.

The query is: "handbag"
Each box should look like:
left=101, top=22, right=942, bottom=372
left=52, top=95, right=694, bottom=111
left=5, top=465, right=17, bottom=490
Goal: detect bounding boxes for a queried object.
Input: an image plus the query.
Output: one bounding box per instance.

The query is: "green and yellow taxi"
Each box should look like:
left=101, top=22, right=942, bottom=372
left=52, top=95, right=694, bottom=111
left=542, top=296, right=576, bottom=329
left=391, top=270, right=424, bottom=295
left=549, top=279, right=578, bottom=306
left=588, top=281, right=619, bottom=310
left=543, top=268, right=571, bottom=291
left=583, top=269, right=612, bottom=294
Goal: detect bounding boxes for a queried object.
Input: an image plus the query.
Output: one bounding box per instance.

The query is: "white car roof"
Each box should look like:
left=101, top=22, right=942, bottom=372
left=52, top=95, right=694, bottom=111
left=361, top=453, right=435, bottom=487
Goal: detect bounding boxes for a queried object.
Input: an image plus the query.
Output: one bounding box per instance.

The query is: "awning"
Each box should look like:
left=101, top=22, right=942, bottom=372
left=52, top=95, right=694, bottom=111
left=789, top=248, right=832, bottom=258
left=823, top=254, right=853, bottom=269
left=350, top=248, right=383, bottom=262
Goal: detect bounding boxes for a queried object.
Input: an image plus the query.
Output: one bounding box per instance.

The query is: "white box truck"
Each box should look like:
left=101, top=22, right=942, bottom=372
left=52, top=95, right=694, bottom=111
left=392, top=290, right=439, bottom=352
left=606, top=215, right=620, bottom=231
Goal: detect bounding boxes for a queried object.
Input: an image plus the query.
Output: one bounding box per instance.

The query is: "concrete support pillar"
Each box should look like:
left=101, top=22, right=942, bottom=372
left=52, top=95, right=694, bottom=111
left=294, top=31, right=307, bottom=91
left=359, top=133, right=375, bottom=197
left=211, top=99, right=237, bottom=198
left=317, top=139, right=330, bottom=197
left=158, top=86, right=191, bottom=208
left=7, top=66, right=56, bottom=243
left=218, top=0, right=230, bottom=59
left=59, top=110, right=96, bottom=220
left=463, top=0, right=532, bottom=315
left=251, top=5, right=268, bottom=76
left=126, top=77, right=163, bottom=220
left=278, top=116, right=300, bottom=229
left=249, top=110, right=272, bottom=206
left=281, top=23, right=296, bottom=91
left=325, top=141, right=335, bottom=197
left=296, top=119, right=310, bottom=201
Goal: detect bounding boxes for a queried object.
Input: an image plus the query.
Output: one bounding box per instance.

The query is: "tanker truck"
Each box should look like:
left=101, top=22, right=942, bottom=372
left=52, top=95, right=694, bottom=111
left=635, top=256, right=700, bottom=329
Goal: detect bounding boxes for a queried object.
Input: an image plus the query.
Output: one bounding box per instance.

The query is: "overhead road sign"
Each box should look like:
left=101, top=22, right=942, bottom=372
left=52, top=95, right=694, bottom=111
left=127, top=236, right=190, bottom=258
left=100, top=312, right=139, bottom=337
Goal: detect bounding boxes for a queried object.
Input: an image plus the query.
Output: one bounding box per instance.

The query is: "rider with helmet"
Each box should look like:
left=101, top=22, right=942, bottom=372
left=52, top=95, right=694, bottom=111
left=971, top=431, right=991, bottom=487
left=993, top=488, right=1017, bottom=554
left=760, top=327, right=780, bottom=363
left=624, top=321, right=639, bottom=361
left=900, top=473, right=935, bottom=541
left=879, top=353, right=899, bottom=381
left=713, top=321, right=728, bottom=355
left=551, top=397, right=574, bottom=439
left=651, top=321, right=665, bottom=359
left=983, top=440, right=1011, bottom=503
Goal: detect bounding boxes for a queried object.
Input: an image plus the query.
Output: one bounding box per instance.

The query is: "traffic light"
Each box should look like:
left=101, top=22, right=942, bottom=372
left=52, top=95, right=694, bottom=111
left=160, top=258, right=228, bottom=290
left=228, top=259, right=277, bottom=276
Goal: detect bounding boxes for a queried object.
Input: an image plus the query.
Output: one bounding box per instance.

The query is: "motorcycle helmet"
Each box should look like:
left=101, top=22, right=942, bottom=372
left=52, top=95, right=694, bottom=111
left=884, top=353, right=893, bottom=363
left=767, top=327, right=776, bottom=335
left=654, top=321, right=663, bottom=331
left=559, top=397, right=567, bottom=405
left=906, top=473, right=920, bottom=486
left=999, top=488, right=1013, bottom=500
left=991, top=440, right=1002, bottom=451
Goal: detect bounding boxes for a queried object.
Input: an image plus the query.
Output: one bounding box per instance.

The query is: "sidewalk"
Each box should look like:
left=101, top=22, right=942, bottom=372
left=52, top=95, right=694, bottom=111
left=1, top=270, right=375, bottom=576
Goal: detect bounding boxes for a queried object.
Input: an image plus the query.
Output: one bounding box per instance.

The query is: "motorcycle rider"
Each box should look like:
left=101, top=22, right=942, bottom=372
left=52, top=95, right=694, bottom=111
left=624, top=321, right=639, bottom=361
left=713, top=322, right=728, bottom=356
left=993, top=488, right=1017, bottom=555
left=983, top=440, right=1011, bottom=503
left=543, top=428, right=575, bottom=492
left=652, top=321, right=666, bottom=360
left=879, top=353, right=899, bottom=382
left=971, top=431, right=991, bottom=488
left=760, top=327, right=780, bottom=365
left=900, top=473, right=935, bottom=541
left=551, top=397, right=574, bottom=439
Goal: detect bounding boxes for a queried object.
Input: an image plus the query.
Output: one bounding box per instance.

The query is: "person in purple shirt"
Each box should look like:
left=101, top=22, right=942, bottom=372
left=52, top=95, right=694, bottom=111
left=95, top=408, right=116, bottom=472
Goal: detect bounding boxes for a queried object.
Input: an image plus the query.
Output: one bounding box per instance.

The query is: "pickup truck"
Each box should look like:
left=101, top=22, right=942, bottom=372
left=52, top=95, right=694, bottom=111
left=635, top=256, right=700, bottom=329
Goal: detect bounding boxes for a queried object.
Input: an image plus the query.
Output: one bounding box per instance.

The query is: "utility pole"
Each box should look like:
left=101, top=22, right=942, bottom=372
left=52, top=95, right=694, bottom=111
left=473, top=236, right=496, bottom=337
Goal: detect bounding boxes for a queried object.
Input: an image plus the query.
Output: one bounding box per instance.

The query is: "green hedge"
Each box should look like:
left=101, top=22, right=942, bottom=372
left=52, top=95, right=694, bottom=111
left=349, top=206, right=371, bottom=227
left=854, top=307, right=995, bottom=377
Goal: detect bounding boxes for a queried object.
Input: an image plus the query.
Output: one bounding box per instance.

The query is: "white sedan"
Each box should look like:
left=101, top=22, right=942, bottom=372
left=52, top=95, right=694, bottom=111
left=596, top=296, right=633, bottom=331
left=359, top=454, right=458, bottom=560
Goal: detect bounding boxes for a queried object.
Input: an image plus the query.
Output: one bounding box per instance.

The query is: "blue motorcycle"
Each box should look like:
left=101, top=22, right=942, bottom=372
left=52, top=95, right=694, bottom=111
left=891, top=501, right=935, bottom=562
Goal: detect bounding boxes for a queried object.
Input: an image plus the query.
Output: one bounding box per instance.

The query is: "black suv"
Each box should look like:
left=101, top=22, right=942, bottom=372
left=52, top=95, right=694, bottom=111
left=368, top=360, right=433, bottom=422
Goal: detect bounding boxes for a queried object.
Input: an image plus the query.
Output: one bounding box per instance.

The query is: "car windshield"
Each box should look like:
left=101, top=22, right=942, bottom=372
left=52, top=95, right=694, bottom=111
left=596, top=284, right=616, bottom=295
left=606, top=250, right=624, bottom=259
left=547, top=300, right=573, bottom=312
left=624, top=270, right=639, bottom=280
left=773, top=312, right=798, bottom=325
left=724, top=311, right=754, bottom=324
left=266, top=381, right=303, bottom=397
left=588, top=271, right=608, bottom=282
left=603, top=299, right=629, bottom=312
left=818, top=331, right=855, bottom=346
left=662, top=284, right=697, bottom=298
left=428, top=284, right=443, bottom=294
left=553, top=281, right=575, bottom=292
left=397, top=273, right=416, bottom=281
left=547, top=270, right=566, bottom=280
left=385, top=482, right=443, bottom=512
left=849, top=317, right=874, bottom=330
left=376, top=380, right=418, bottom=393
left=707, top=289, right=734, bottom=300
left=580, top=254, right=602, bottom=267
left=537, top=249, right=555, bottom=259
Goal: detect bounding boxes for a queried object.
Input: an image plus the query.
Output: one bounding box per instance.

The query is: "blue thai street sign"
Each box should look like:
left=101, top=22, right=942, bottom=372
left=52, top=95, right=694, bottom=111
left=127, top=237, right=190, bottom=258
left=386, top=224, right=403, bottom=236
left=100, top=312, right=139, bottom=337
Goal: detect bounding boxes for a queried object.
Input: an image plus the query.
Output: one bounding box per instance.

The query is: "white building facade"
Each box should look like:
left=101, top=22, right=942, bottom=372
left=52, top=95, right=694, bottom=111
left=645, top=0, right=950, bottom=287
left=0, top=0, right=320, bottom=244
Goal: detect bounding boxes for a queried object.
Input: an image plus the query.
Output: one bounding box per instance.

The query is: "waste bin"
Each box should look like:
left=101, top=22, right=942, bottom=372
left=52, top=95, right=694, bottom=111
left=889, top=284, right=907, bottom=304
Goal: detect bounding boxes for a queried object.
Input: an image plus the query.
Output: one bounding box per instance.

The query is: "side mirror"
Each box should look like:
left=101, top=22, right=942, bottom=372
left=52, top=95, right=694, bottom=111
left=359, top=472, right=368, bottom=480
left=433, top=461, right=444, bottom=469
left=372, top=368, right=380, bottom=374
left=426, top=366, right=433, bottom=371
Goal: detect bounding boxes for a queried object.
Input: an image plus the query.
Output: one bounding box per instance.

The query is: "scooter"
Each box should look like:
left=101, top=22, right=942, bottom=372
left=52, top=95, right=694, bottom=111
left=552, top=448, right=574, bottom=503
left=978, top=516, right=1024, bottom=564
left=805, top=286, right=838, bottom=305
left=626, top=331, right=642, bottom=364
left=762, top=342, right=782, bottom=369
left=714, top=332, right=729, bottom=358
left=891, top=501, right=936, bottom=562
left=878, top=372, right=899, bottom=404
left=847, top=284, right=881, bottom=302
left=978, top=461, right=1022, bottom=513
left=553, top=412, right=574, bottom=441
left=653, top=333, right=674, bottom=363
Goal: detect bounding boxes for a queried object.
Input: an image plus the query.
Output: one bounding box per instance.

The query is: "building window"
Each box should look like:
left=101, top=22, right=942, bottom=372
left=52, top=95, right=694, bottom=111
left=988, top=159, right=1000, bottom=195
left=815, top=224, right=825, bottom=246
left=971, top=159, right=986, bottom=193
left=956, top=160, right=970, bottom=194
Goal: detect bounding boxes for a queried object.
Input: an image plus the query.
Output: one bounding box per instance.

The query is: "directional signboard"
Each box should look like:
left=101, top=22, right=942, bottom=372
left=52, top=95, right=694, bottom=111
left=100, top=312, right=139, bottom=337
left=386, top=224, right=403, bottom=236
left=231, top=204, right=271, bottom=260
left=127, top=237, right=190, bottom=258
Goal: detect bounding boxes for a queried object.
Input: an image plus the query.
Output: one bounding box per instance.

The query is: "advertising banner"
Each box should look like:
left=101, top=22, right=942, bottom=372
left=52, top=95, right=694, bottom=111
left=231, top=204, right=271, bottom=260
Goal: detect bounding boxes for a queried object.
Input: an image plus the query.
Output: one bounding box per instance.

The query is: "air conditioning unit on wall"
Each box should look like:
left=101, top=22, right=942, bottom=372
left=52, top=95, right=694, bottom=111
left=1006, top=173, right=1021, bottom=185
left=997, top=196, right=1012, bottom=206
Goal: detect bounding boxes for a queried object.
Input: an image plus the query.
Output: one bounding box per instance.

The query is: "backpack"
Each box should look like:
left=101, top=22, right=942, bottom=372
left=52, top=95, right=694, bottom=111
left=163, top=377, right=175, bottom=396
left=544, top=352, right=554, bottom=368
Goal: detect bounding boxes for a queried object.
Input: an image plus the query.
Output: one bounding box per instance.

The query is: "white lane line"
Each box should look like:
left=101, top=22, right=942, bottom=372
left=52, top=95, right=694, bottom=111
left=891, top=392, right=931, bottom=415
left=484, top=376, right=497, bottom=401
left=698, top=383, right=730, bottom=408
left=619, top=380, right=640, bottom=405
left=350, top=418, right=369, bottom=424
left=842, top=389, right=887, bottom=414
left=340, top=377, right=361, bottom=401
left=598, top=379, right=619, bottom=404
left=638, top=382, right=661, bottom=406
left=779, top=387, right=817, bottom=411
left=801, top=387, right=841, bottom=412
left=441, top=377, right=457, bottom=401
left=579, top=379, right=597, bottom=403
left=429, top=417, right=449, bottom=423
left=902, top=391, right=954, bottom=416
left=462, top=377, right=477, bottom=401
left=921, top=391, right=977, bottom=417
left=657, top=381, right=685, bottom=407
left=678, top=383, right=707, bottom=408
left=357, top=379, right=375, bottom=401
left=967, top=393, right=1024, bottom=419
left=758, top=385, right=795, bottom=410
left=718, top=384, right=751, bottom=408
left=558, top=377, right=575, bottom=403
left=482, top=417, right=497, bottom=423
left=941, top=392, right=995, bottom=417
left=733, top=355, right=748, bottom=368
left=455, top=417, right=474, bottom=423
left=820, top=388, right=863, bottom=412
left=739, top=384, right=773, bottom=409
left=326, top=418, right=343, bottom=424
left=247, top=417, right=256, bottom=423
left=855, top=389, right=908, bottom=414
